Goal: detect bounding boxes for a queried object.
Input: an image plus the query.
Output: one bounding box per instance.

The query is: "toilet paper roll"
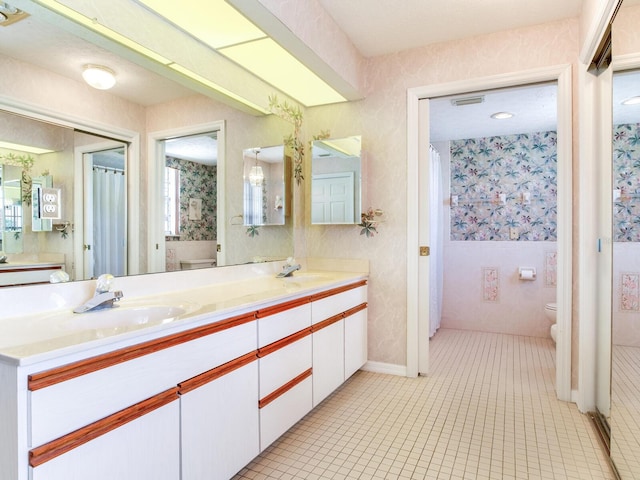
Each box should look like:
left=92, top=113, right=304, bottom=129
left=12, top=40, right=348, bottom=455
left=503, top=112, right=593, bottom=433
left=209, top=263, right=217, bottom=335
left=519, top=268, right=535, bottom=280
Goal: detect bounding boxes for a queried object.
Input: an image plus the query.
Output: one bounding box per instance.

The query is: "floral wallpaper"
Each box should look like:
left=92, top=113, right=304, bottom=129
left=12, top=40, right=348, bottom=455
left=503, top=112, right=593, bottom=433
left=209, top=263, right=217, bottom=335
left=450, top=131, right=557, bottom=241
left=613, top=123, right=640, bottom=242
left=166, top=157, right=216, bottom=241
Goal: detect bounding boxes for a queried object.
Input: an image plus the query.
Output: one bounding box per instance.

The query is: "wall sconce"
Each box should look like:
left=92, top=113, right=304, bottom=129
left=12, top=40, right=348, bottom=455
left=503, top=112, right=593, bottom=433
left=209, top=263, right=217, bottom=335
left=82, top=65, right=117, bottom=90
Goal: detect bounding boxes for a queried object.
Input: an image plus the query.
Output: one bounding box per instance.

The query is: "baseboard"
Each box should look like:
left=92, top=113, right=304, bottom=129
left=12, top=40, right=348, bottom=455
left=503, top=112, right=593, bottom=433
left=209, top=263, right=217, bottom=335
left=361, top=361, right=407, bottom=376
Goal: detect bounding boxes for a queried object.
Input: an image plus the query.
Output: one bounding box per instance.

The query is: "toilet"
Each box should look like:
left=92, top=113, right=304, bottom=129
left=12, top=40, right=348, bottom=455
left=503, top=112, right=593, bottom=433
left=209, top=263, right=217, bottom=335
left=545, top=302, right=557, bottom=343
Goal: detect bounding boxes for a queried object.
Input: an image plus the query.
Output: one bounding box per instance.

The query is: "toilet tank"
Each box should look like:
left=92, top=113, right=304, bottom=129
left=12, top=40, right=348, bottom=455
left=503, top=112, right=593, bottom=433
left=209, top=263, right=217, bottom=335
left=180, top=259, right=216, bottom=270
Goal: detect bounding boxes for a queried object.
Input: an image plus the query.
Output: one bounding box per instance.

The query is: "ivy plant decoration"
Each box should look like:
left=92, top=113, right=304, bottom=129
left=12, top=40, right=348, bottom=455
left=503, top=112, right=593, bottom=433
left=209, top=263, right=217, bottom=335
left=268, top=95, right=305, bottom=186
left=246, top=225, right=260, bottom=237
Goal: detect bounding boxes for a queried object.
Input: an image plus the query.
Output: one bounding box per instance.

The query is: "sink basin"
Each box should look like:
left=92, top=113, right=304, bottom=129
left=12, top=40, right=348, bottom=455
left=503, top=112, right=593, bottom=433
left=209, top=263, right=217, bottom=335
left=60, top=302, right=200, bottom=331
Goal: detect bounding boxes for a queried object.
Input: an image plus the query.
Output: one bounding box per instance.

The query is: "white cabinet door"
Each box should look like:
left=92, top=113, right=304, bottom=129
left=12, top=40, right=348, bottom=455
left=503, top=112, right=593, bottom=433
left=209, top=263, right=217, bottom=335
left=31, top=399, right=180, bottom=480
left=345, top=307, right=368, bottom=378
left=313, top=320, right=344, bottom=406
left=181, top=360, right=260, bottom=480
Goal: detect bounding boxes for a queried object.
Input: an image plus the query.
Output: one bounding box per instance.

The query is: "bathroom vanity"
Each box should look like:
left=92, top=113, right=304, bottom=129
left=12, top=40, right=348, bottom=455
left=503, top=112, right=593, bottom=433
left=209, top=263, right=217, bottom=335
left=0, top=261, right=65, bottom=287
left=0, top=264, right=368, bottom=480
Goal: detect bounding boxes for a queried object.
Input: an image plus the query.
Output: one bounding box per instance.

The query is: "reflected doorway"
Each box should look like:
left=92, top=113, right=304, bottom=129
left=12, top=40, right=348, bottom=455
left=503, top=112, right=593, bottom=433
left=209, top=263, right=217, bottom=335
left=78, top=141, right=127, bottom=279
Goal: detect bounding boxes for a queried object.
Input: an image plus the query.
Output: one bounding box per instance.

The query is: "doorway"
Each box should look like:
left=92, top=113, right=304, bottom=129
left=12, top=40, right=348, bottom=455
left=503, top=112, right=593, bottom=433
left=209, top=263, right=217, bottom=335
left=147, top=121, right=225, bottom=273
left=406, top=65, right=573, bottom=402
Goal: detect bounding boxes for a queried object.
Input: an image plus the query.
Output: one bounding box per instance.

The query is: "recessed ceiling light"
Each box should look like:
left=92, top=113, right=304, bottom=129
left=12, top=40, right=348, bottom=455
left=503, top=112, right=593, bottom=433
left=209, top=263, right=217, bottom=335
left=622, top=96, right=640, bottom=105
left=491, top=112, right=514, bottom=120
left=82, top=65, right=117, bottom=90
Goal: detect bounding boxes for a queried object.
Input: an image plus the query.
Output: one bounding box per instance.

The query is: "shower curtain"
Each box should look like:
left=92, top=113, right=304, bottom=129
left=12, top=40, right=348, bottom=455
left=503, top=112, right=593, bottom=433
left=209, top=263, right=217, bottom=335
left=92, top=167, right=126, bottom=277
left=429, top=145, right=444, bottom=337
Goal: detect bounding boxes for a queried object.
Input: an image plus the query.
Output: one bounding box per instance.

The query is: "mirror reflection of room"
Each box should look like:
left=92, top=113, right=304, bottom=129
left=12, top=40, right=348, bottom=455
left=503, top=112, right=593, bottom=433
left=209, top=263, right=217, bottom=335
left=162, top=132, right=218, bottom=271
left=610, top=67, right=640, bottom=479
left=243, top=145, right=286, bottom=227
left=311, top=135, right=362, bottom=225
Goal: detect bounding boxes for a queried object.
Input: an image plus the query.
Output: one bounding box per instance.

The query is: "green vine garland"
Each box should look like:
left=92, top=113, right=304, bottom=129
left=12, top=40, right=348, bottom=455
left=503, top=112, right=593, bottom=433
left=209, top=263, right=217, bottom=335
left=268, top=95, right=305, bottom=186
left=0, top=152, right=35, bottom=206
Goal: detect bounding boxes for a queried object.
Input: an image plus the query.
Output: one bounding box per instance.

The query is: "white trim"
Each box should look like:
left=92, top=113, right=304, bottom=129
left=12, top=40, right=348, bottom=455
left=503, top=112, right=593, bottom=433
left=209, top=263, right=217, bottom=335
left=147, top=121, right=226, bottom=272
left=579, top=0, right=622, bottom=65
left=0, top=96, right=141, bottom=278
left=407, top=65, right=573, bottom=402
left=361, top=361, right=407, bottom=377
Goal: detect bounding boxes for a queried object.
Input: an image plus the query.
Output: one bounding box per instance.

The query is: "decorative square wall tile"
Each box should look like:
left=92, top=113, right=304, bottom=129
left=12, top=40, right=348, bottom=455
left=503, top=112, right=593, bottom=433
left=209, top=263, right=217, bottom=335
left=544, top=251, right=557, bottom=287
left=482, top=267, right=499, bottom=302
left=621, top=273, right=640, bottom=312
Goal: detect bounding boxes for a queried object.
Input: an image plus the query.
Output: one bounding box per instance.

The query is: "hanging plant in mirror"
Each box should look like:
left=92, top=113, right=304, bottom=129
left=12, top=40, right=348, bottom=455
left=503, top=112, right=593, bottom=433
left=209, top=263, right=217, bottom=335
left=268, top=95, right=304, bottom=185
left=246, top=225, right=260, bottom=237
left=359, top=208, right=385, bottom=237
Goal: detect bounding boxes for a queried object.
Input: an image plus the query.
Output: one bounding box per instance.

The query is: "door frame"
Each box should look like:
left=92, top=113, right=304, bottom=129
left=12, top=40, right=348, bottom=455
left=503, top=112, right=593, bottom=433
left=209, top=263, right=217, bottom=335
left=406, top=64, right=573, bottom=402
left=147, top=121, right=225, bottom=272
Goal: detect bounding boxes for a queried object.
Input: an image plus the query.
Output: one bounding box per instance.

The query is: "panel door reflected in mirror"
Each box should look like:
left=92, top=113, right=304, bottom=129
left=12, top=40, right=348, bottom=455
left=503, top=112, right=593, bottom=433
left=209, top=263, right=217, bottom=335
left=243, top=146, right=286, bottom=226
left=311, top=136, right=362, bottom=225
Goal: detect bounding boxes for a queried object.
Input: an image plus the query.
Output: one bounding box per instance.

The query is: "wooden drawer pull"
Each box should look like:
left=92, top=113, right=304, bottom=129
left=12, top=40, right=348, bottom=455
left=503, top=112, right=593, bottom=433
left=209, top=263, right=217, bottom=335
left=257, top=297, right=310, bottom=318
left=311, top=313, right=344, bottom=333
left=343, top=303, right=368, bottom=318
left=28, top=312, right=256, bottom=391
left=258, top=368, right=312, bottom=409
left=257, top=328, right=312, bottom=358
left=178, top=351, right=258, bottom=395
left=310, top=280, right=367, bottom=302
left=29, top=387, right=179, bottom=467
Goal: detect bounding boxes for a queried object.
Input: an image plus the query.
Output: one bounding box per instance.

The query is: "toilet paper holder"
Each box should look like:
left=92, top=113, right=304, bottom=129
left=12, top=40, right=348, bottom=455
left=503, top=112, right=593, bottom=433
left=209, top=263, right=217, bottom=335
left=518, top=267, right=536, bottom=280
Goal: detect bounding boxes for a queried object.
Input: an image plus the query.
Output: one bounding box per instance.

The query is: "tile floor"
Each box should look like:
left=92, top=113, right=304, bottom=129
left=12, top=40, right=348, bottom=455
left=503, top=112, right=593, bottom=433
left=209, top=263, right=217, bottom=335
left=234, top=329, right=614, bottom=479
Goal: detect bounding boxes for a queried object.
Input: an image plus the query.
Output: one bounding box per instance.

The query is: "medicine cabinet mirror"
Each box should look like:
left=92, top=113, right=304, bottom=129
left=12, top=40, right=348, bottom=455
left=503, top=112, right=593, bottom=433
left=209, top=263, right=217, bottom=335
left=311, top=135, right=362, bottom=225
left=243, top=145, right=288, bottom=226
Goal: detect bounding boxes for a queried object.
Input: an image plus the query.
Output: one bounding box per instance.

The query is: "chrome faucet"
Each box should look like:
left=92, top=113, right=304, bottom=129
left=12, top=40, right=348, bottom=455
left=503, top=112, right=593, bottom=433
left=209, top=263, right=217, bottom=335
left=276, top=259, right=301, bottom=278
left=74, top=274, right=123, bottom=313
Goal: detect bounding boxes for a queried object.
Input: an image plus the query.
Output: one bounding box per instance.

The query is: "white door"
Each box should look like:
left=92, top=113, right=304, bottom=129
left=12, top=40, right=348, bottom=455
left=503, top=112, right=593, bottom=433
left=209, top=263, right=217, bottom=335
left=311, top=172, right=355, bottom=223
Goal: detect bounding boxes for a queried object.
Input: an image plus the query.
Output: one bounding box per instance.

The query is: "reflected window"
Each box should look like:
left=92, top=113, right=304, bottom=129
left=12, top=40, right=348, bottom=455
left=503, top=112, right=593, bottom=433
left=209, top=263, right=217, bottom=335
left=244, top=180, right=266, bottom=225
left=164, top=166, right=180, bottom=235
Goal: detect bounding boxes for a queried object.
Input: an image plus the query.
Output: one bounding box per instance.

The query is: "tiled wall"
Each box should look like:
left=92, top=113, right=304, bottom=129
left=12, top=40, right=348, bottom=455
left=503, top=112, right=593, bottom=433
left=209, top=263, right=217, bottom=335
left=450, top=131, right=557, bottom=241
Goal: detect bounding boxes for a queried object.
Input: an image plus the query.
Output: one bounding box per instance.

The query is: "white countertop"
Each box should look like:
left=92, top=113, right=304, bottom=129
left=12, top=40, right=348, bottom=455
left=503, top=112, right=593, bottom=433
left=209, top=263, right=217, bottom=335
left=0, top=270, right=367, bottom=366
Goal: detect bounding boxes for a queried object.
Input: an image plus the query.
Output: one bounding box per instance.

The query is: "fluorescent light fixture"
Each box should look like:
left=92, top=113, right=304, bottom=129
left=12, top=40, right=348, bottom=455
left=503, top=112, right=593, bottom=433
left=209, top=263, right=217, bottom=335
left=622, top=96, right=640, bottom=105
left=451, top=96, right=485, bottom=106
left=491, top=112, right=514, bottom=120
left=0, top=141, right=55, bottom=154
left=82, top=64, right=116, bottom=90
left=220, top=38, right=345, bottom=107
left=168, top=64, right=270, bottom=114
left=139, top=0, right=346, bottom=107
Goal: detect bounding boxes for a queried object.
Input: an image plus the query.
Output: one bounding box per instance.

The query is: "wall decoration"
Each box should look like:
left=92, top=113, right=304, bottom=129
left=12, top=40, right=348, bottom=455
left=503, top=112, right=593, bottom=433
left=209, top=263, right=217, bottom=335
left=544, top=251, right=558, bottom=287
left=620, top=273, right=640, bottom=312
left=613, top=123, right=640, bottom=242
left=482, top=267, right=499, bottom=302
left=450, top=131, right=557, bottom=241
left=188, top=198, right=202, bottom=220
left=269, top=95, right=304, bottom=185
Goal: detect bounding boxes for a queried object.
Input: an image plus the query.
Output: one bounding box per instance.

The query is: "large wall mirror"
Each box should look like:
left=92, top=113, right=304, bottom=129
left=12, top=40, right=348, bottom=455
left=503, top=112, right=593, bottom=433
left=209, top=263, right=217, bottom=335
left=0, top=1, right=294, bottom=286
left=311, top=135, right=362, bottom=224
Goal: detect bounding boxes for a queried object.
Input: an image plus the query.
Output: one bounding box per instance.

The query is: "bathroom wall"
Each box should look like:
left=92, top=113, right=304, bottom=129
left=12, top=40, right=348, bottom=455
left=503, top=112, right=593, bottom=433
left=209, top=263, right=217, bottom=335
left=450, top=131, right=557, bottom=241
left=306, top=18, right=578, bottom=366
left=441, top=136, right=557, bottom=338
left=613, top=122, right=640, bottom=347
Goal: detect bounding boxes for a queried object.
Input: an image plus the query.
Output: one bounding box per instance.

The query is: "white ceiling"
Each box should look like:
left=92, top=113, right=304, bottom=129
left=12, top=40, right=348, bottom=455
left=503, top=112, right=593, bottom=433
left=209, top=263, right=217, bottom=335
left=317, top=0, right=584, bottom=58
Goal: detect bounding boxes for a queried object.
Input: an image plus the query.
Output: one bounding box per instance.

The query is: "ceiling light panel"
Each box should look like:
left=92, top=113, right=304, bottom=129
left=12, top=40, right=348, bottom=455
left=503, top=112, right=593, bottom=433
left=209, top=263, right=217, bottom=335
left=0, top=141, right=55, bottom=154
left=220, top=38, right=345, bottom=107
left=136, top=0, right=265, bottom=48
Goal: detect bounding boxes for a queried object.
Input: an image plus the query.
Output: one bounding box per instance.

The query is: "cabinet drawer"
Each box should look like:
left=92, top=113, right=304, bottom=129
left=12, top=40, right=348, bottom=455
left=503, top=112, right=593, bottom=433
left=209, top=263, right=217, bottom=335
left=31, top=393, right=180, bottom=480
left=257, top=301, right=311, bottom=348
left=259, top=375, right=312, bottom=450
left=311, top=285, right=367, bottom=324
left=259, top=335, right=311, bottom=398
left=30, top=319, right=257, bottom=446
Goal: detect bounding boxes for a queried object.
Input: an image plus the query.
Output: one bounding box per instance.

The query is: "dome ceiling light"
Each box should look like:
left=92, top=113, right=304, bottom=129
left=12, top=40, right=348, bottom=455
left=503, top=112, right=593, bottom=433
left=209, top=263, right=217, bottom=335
left=82, top=65, right=117, bottom=90
left=622, top=96, right=640, bottom=106
left=490, top=111, right=514, bottom=120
